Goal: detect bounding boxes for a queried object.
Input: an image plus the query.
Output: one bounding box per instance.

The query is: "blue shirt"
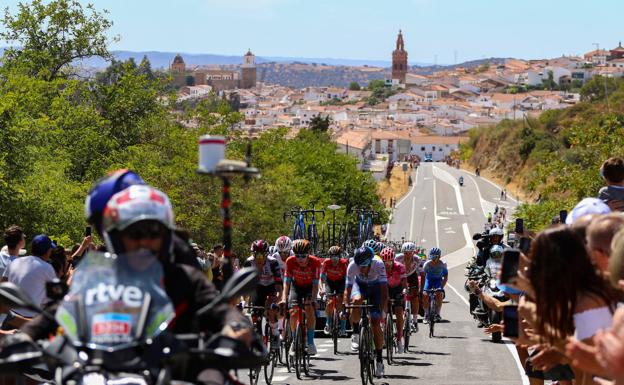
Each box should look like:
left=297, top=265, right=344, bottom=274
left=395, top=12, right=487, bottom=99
left=423, top=260, right=448, bottom=289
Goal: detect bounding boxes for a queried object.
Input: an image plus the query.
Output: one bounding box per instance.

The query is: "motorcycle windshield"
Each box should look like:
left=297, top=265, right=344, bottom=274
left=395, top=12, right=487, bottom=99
left=55, top=250, right=174, bottom=350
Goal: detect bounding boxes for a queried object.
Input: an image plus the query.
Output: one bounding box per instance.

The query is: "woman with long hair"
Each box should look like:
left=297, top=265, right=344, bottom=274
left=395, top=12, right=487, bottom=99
left=528, top=225, right=616, bottom=384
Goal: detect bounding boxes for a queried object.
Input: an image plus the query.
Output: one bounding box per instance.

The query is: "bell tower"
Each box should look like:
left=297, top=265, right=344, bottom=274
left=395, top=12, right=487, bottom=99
left=241, top=49, right=257, bottom=89
left=392, top=30, right=408, bottom=84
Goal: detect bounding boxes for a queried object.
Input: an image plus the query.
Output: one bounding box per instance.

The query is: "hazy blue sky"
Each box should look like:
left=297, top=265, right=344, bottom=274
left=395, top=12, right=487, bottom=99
left=2, top=0, right=623, bottom=63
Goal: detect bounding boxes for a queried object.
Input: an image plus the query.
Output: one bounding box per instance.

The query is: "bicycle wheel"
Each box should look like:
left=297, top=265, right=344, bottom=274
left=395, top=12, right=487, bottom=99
left=294, top=324, right=304, bottom=380
left=332, top=306, right=339, bottom=355
left=359, top=325, right=371, bottom=385
left=264, top=324, right=277, bottom=384
left=302, top=312, right=310, bottom=376
left=385, top=311, right=394, bottom=365
left=403, top=308, right=411, bottom=352
left=284, top=316, right=292, bottom=371
left=309, top=223, right=319, bottom=252
left=429, top=297, right=436, bottom=338
left=248, top=366, right=261, bottom=385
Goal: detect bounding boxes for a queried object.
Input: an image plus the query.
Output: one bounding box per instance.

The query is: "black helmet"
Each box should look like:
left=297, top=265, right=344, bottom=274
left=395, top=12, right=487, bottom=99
left=353, top=246, right=374, bottom=267
left=292, top=239, right=312, bottom=255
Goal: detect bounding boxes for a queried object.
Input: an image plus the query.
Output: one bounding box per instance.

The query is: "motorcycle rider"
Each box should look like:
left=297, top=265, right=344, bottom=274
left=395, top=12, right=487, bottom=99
left=459, top=176, right=464, bottom=186
left=17, top=183, right=253, bottom=375
left=476, top=227, right=506, bottom=267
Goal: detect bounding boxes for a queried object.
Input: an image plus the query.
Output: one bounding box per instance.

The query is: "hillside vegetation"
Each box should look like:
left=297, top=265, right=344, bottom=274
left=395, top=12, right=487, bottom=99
left=462, top=76, right=624, bottom=230
left=0, top=0, right=385, bottom=255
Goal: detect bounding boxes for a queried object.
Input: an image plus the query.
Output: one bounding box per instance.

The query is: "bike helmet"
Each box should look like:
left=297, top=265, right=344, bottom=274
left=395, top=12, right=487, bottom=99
left=85, top=169, right=145, bottom=235
left=429, top=247, right=442, bottom=259
left=373, top=242, right=385, bottom=254
left=353, top=246, right=374, bottom=267
left=268, top=245, right=278, bottom=255
left=102, top=185, right=175, bottom=261
left=251, top=239, right=269, bottom=255
left=401, top=242, right=417, bottom=253
left=380, top=247, right=395, bottom=262
left=362, top=239, right=376, bottom=249
left=490, top=245, right=504, bottom=258
left=275, top=236, right=293, bottom=253
left=328, top=246, right=342, bottom=256
left=489, top=227, right=504, bottom=237
left=292, top=239, right=312, bottom=256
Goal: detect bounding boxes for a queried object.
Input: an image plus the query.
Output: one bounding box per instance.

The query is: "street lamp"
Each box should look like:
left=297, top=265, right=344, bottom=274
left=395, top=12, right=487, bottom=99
left=327, top=204, right=341, bottom=246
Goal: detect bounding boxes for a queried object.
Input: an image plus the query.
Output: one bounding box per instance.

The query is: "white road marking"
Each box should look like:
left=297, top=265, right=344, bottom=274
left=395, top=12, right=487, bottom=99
left=432, top=165, right=466, bottom=215
left=460, top=169, right=519, bottom=203
left=317, top=348, right=328, bottom=353
left=272, top=375, right=290, bottom=381
left=422, top=206, right=427, bottom=210
left=433, top=178, right=440, bottom=247
left=409, top=196, right=416, bottom=240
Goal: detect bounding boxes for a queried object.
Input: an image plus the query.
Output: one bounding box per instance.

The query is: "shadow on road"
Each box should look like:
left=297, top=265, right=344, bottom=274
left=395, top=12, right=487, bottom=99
left=391, top=360, right=432, bottom=367
left=412, top=350, right=450, bottom=356
left=435, top=335, right=467, bottom=339
left=308, top=367, right=354, bottom=381
left=311, top=356, right=341, bottom=362
left=384, top=374, right=421, bottom=380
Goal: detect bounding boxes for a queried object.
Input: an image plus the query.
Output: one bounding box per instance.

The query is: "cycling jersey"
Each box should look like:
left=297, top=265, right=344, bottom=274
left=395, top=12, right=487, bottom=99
left=284, top=255, right=321, bottom=287
left=243, top=256, right=282, bottom=286
left=385, top=261, right=406, bottom=288
left=423, top=260, right=448, bottom=290
left=270, top=250, right=292, bottom=273
left=395, top=253, right=423, bottom=277
left=346, top=258, right=387, bottom=287
left=321, top=258, right=348, bottom=282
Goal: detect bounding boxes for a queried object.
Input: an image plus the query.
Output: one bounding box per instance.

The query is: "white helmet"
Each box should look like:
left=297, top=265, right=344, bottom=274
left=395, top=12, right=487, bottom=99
left=275, top=236, right=293, bottom=253
left=401, top=242, right=417, bottom=252
left=489, top=227, right=504, bottom=237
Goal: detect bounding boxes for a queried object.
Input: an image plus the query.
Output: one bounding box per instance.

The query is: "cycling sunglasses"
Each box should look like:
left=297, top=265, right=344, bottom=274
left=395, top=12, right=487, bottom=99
left=295, top=253, right=308, bottom=259
left=124, top=222, right=166, bottom=240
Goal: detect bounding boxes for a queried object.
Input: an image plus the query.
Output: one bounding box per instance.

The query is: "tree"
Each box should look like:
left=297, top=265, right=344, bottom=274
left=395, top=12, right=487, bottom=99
left=1, top=0, right=115, bottom=80
left=139, top=55, right=155, bottom=81
left=367, top=79, right=386, bottom=90
left=349, top=82, right=361, bottom=91
left=580, top=75, right=622, bottom=102
left=309, top=115, right=331, bottom=133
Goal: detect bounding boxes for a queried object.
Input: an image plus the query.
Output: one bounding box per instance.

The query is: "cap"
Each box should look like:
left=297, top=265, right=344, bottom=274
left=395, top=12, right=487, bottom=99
left=565, top=198, right=611, bottom=225
left=31, top=235, right=57, bottom=256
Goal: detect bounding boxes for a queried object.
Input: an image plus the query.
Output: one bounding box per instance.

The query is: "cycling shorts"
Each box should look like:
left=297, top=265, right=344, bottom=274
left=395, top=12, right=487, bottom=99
left=326, top=279, right=346, bottom=295
left=388, top=285, right=404, bottom=310
left=252, top=284, right=278, bottom=307
left=424, top=278, right=444, bottom=291
left=288, top=284, right=313, bottom=309
left=351, top=280, right=382, bottom=320
left=406, top=271, right=420, bottom=291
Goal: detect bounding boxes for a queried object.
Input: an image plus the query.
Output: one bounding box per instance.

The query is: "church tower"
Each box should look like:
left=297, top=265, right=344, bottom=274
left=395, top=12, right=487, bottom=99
left=241, top=49, right=257, bottom=89
left=171, top=54, right=186, bottom=87
left=392, top=30, right=408, bottom=84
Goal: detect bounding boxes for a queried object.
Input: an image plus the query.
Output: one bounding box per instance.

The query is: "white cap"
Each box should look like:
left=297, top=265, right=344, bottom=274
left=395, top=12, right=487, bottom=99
left=565, top=198, right=611, bottom=225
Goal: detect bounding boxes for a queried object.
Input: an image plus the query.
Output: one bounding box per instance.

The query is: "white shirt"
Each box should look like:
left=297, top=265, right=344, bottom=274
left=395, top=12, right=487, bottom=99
left=6, top=255, right=57, bottom=317
left=0, top=252, right=17, bottom=278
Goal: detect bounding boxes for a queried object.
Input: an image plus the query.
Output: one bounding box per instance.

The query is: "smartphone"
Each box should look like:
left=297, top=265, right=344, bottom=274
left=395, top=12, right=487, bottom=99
left=85, top=226, right=92, bottom=237
left=500, top=249, right=520, bottom=284
left=559, top=210, right=568, bottom=224
left=503, top=305, right=519, bottom=338
left=519, top=237, right=531, bottom=254
left=514, top=218, right=524, bottom=234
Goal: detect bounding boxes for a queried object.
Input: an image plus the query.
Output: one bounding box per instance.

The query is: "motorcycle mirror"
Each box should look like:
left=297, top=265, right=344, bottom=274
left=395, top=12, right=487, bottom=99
left=197, top=267, right=258, bottom=317
left=220, top=267, right=258, bottom=301
left=0, top=282, right=41, bottom=313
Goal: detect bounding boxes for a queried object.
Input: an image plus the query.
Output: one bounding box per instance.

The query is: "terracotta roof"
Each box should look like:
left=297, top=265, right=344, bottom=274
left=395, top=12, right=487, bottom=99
left=335, top=130, right=370, bottom=149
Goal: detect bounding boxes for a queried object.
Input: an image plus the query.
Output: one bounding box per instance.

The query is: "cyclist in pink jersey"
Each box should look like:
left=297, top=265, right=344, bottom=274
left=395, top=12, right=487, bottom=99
left=381, top=247, right=408, bottom=353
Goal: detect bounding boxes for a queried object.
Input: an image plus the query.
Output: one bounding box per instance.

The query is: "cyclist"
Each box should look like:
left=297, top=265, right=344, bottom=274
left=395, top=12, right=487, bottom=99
left=395, top=242, right=425, bottom=330
left=273, top=235, right=293, bottom=274
left=345, top=246, right=388, bottom=378
left=422, top=247, right=448, bottom=323
left=243, top=240, right=282, bottom=344
left=362, top=239, right=384, bottom=258
left=320, top=245, right=348, bottom=336
left=381, top=247, right=407, bottom=353
left=280, top=239, right=321, bottom=356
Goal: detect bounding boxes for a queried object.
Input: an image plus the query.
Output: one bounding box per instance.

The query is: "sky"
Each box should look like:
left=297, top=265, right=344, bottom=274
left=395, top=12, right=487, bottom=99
left=2, top=0, right=624, bottom=64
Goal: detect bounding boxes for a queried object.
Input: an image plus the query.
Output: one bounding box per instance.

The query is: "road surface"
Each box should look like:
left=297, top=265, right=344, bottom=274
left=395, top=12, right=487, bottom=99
left=261, top=163, right=523, bottom=385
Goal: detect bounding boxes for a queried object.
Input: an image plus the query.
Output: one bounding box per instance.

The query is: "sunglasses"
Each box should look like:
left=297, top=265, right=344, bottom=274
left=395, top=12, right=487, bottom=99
left=124, top=222, right=166, bottom=240
left=295, top=254, right=308, bottom=259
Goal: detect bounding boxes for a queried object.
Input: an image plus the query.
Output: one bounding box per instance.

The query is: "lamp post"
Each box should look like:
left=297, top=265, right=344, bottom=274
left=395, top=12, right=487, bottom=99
left=327, top=204, right=341, bottom=246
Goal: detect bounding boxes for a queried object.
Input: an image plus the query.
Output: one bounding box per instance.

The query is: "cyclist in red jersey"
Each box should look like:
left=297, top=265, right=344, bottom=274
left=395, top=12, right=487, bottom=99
left=381, top=247, right=408, bottom=353
left=320, top=245, right=348, bottom=336
left=279, top=239, right=321, bottom=355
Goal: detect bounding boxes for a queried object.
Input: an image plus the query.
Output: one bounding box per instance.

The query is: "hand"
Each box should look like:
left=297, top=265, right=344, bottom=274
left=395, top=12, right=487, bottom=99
left=81, top=235, right=92, bottom=249
left=595, top=329, right=624, bottom=382
left=484, top=323, right=503, bottom=335
left=531, top=346, right=563, bottom=372
left=222, top=324, right=253, bottom=347
left=565, top=337, right=607, bottom=377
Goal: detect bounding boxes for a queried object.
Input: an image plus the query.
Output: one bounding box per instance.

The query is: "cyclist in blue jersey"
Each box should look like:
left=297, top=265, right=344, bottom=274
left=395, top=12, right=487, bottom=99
left=422, top=247, right=448, bottom=323
left=345, top=246, right=388, bottom=378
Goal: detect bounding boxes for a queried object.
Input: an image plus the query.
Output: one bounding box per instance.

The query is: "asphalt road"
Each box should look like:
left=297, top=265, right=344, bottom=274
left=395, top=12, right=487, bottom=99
left=260, top=163, right=523, bottom=385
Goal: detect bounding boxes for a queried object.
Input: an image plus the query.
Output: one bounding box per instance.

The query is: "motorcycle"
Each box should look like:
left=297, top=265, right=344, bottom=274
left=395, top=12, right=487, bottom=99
left=464, top=259, right=505, bottom=343
left=0, top=250, right=266, bottom=385
left=458, top=177, right=464, bottom=187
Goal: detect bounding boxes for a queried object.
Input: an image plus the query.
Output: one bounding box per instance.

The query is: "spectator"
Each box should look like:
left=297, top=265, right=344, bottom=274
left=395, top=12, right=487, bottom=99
left=528, top=226, right=616, bottom=385
left=599, top=157, right=624, bottom=212
left=608, top=227, right=624, bottom=290
left=5, top=235, right=58, bottom=323
left=586, top=213, right=624, bottom=273
left=0, top=225, right=25, bottom=280
left=212, top=244, right=224, bottom=291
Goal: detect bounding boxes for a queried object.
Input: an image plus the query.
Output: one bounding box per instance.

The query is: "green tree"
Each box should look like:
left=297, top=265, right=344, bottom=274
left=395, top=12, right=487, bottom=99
left=349, top=82, right=361, bottom=91
left=1, top=0, right=115, bottom=80
left=580, top=75, right=622, bottom=102
left=309, top=115, right=331, bottom=133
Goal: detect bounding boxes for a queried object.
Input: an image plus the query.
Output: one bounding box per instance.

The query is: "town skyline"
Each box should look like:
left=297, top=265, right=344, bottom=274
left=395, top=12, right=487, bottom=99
left=1, top=0, right=622, bottom=65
